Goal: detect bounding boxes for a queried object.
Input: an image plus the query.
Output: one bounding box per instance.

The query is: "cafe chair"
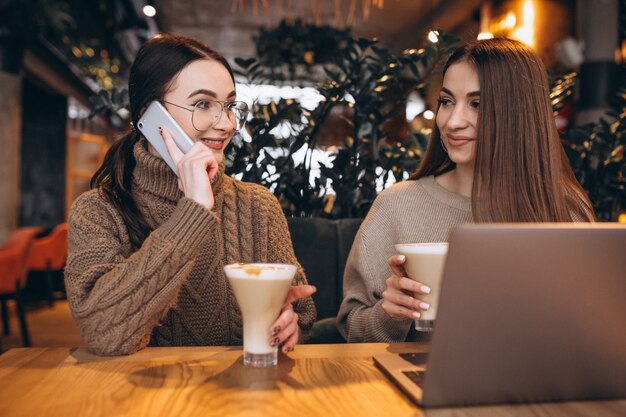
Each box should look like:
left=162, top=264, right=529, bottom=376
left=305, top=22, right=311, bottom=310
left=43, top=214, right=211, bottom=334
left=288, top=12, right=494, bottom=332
left=0, top=226, right=43, bottom=348
left=287, top=217, right=362, bottom=343
left=27, top=223, right=68, bottom=307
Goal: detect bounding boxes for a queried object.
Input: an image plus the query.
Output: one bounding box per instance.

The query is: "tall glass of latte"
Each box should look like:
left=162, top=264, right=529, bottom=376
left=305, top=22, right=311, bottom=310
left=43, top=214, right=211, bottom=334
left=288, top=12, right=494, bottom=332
left=223, top=263, right=296, bottom=367
left=394, top=243, right=448, bottom=332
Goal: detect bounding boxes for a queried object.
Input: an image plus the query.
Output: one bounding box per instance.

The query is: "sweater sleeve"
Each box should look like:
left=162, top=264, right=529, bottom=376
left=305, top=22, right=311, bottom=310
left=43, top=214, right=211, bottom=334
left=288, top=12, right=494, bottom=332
left=336, top=193, right=413, bottom=343
left=261, top=189, right=317, bottom=340
left=65, top=192, right=219, bottom=356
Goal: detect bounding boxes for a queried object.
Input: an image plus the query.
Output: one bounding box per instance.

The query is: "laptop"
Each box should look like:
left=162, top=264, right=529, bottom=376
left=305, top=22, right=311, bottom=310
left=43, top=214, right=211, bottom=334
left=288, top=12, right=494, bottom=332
left=373, top=223, right=626, bottom=408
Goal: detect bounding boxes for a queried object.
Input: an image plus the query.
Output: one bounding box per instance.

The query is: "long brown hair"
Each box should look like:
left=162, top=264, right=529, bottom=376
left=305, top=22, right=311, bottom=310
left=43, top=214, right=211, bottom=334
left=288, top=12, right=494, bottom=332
left=91, top=34, right=235, bottom=248
left=412, top=38, right=594, bottom=222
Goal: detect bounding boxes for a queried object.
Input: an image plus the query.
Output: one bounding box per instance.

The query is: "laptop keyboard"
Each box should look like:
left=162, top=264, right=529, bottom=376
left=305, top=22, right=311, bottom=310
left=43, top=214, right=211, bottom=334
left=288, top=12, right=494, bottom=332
left=398, top=353, right=428, bottom=388
left=402, top=370, right=426, bottom=388
left=399, top=352, right=429, bottom=365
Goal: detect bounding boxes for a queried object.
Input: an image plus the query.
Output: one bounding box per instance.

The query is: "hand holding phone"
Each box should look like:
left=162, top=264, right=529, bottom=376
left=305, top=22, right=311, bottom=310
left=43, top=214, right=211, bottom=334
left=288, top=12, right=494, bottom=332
left=160, top=128, right=219, bottom=210
left=138, top=101, right=219, bottom=210
left=137, top=101, right=194, bottom=175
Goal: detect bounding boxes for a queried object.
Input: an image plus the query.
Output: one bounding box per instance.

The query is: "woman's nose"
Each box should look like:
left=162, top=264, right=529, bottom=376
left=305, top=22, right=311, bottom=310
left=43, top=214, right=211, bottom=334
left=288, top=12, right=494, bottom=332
left=212, top=109, right=235, bottom=132
left=446, top=106, right=470, bottom=130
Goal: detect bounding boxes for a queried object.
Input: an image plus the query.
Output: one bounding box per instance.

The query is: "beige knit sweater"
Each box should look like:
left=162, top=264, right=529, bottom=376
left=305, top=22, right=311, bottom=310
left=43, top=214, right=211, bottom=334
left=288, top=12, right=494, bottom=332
left=336, top=176, right=473, bottom=343
left=65, top=139, right=316, bottom=355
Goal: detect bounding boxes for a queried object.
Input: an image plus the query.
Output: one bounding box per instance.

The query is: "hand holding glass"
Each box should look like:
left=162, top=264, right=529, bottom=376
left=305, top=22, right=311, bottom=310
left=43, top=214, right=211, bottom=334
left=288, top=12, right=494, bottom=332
left=394, top=243, right=448, bottom=332
left=224, top=263, right=295, bottom=367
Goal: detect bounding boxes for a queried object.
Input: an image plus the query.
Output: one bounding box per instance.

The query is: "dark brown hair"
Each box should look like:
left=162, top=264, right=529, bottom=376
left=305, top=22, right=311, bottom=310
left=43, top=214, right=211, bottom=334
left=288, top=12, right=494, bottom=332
left=91, top=33, right=235, bottom=248
left=412, top=38, right=594, bottom=222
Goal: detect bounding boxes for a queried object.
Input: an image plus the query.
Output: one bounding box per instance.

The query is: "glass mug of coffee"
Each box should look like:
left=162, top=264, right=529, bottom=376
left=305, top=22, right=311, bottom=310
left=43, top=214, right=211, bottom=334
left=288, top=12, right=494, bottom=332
left=394, top=243, right=448, bottom=332
left=223, top=263, right=296, bottom=367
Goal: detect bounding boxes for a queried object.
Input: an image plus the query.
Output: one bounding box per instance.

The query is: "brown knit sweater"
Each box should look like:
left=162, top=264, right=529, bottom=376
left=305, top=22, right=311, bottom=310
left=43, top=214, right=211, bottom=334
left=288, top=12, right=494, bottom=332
left=336, top=176, right=473, bottom=343
left=65, top=139, right=316, bottom=355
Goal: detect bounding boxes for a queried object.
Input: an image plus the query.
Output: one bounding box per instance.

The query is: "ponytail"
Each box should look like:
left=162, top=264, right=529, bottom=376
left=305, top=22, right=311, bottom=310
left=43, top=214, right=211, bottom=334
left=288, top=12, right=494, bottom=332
left=91, top=131, right=150, bottom=249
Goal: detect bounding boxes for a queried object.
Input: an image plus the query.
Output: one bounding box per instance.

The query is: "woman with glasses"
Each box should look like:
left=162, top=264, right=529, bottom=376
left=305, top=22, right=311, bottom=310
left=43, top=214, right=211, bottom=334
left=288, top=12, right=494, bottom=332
left=337, top=38, right=595, bottom=343
left=65, top=33, right=316, bottom=356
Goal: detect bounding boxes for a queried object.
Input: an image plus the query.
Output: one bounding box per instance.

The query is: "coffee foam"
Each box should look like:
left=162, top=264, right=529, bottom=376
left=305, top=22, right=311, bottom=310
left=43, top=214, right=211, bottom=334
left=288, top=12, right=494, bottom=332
left=224, top=263, right=296, bottom=280
left=395, top=243, right=449, bottom=255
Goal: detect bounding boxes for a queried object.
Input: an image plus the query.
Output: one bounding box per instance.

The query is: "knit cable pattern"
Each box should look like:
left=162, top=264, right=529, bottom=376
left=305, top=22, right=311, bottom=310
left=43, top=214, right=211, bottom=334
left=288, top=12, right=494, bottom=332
left=65, top=139, right=316, bottom=355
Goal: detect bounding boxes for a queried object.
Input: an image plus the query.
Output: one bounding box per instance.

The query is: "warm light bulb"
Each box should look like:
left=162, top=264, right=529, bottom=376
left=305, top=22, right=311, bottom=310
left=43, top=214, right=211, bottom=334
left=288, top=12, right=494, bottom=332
left=143, top=5, right=156, bottom=17
left=618, top=213, right=626, bottom=224
left=428, top=31, right=439, bottom=43
left=423, top=110, right=434, bottom=120
left=477, top=32, right=494, bottom=40
left=505, top=12, right=517, bottom=29
left=513, top=0, right=535, bottom=47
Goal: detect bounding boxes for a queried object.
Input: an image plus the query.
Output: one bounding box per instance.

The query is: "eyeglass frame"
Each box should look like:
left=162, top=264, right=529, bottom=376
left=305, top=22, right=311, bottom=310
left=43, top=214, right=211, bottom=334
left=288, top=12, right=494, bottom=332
left=162, top=99, right=249, bottom=131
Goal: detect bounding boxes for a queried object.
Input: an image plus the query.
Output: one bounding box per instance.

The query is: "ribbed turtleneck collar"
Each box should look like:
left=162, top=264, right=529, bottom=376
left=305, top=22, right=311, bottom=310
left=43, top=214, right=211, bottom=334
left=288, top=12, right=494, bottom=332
left=132, top=138, right=226, bottom=202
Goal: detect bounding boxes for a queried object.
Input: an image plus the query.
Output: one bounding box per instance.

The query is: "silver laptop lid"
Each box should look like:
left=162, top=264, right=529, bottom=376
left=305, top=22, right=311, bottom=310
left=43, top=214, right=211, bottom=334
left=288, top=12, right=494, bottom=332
left=422, top=223, right=626, bottom=407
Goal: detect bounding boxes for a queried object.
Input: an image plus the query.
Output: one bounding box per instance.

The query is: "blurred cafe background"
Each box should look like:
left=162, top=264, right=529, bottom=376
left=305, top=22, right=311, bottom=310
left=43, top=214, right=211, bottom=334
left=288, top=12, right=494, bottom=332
left=0, top=0, right=624, bottom=351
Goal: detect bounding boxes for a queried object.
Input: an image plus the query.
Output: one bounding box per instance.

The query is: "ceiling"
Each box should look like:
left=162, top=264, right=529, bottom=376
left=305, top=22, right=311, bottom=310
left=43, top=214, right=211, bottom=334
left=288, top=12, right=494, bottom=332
left=153, top=0, right=486, bottom=64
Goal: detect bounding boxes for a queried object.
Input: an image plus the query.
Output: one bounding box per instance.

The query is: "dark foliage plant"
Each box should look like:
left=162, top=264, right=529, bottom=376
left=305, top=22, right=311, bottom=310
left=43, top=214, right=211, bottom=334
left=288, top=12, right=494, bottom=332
left=228, top=20, right=459, bottom=218
left=252, top=19, right=353, bottom=82
left=562, top=89, right=626, bottom=221
left=1, top=0, right=131, bottom=90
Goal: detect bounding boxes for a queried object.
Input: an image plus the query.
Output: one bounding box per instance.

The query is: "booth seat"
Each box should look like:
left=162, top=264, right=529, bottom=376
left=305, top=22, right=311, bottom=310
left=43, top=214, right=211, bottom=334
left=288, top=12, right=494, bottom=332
left=287, top=217, right=362, bottom=343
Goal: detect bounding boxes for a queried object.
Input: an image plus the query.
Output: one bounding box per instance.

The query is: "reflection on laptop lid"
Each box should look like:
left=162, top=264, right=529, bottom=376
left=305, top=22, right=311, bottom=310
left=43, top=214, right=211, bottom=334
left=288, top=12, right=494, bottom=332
left=374, top=224, right=626, bottom=408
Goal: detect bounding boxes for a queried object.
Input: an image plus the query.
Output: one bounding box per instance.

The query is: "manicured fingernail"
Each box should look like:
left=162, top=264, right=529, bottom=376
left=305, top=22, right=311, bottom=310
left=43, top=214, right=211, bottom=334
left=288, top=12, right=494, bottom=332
left=421, top=285, right=431, bottom=294
left=412, top=311, right=421, bottom=319
left=419, top=302, right=430, bottom=310
left=398, top=255, right=406, bottom=262
left=271, top=326, right=280, bottom=336
left=283, top=346, right=291, bottom=353
left=270, top=337, right=279, bottom=347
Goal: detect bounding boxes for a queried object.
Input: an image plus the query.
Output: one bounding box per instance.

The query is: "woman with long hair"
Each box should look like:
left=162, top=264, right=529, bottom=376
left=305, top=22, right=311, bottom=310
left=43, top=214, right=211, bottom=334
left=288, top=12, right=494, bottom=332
left=65, top=33, right=316, bottom=355
left=337, top=38, right=594, bottom=343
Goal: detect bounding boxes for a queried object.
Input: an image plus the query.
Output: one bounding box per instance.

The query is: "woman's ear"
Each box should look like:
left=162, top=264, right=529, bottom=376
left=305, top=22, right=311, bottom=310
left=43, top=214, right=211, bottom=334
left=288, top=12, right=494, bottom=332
left=138, top=102, right=150, bottom=118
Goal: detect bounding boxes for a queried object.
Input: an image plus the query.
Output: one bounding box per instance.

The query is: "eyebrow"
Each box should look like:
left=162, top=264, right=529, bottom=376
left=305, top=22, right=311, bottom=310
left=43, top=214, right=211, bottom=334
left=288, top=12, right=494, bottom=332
left=440, top=87, right=481, bottom=98
left=187, top=89, right=237, bottom=99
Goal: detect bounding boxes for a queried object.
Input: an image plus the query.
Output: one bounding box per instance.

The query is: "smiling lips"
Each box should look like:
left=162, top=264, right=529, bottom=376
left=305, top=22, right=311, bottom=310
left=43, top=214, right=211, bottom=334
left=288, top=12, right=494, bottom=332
left=201, top=138, right=226, bottom=151
left=445, top=135, right=474, bottom=147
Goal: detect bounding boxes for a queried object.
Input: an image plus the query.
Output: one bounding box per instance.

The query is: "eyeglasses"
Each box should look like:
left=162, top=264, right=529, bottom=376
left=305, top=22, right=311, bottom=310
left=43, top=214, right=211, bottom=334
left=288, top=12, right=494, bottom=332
left=163, top=99, right=249, bottom=131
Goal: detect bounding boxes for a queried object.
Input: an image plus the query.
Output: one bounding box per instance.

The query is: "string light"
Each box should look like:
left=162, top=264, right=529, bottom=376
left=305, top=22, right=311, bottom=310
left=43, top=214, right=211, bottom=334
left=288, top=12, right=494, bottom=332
left=143, top=5, right=156, bottom=17
left=231, top=0, right=384, bottom=25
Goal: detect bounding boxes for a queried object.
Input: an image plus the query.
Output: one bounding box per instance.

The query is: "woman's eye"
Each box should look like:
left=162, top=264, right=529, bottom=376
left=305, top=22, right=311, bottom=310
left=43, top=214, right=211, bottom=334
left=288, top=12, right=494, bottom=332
left=438, top=97, right=452, bottom=106
left=195, top=100, right=210, bottom=110
left=470, top=100, right=480, bottom=109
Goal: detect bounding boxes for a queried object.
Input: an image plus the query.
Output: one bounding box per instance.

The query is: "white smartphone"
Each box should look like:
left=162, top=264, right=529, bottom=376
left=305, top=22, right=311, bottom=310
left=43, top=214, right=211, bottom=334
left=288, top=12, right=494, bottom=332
left=137, top=101, right=194, bottom=175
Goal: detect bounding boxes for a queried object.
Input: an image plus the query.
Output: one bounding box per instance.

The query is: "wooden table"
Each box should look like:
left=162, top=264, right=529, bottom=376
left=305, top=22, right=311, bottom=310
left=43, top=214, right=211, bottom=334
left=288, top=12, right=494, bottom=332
left=0, top=343, right=624, bottom=417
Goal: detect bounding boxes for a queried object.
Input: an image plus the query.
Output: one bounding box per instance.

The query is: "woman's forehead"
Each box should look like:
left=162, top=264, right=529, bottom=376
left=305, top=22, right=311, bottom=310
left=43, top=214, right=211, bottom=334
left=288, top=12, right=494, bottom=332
left=442, top=61, right=479, bottom=92
left=167, top=59, right=234, bottom=98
